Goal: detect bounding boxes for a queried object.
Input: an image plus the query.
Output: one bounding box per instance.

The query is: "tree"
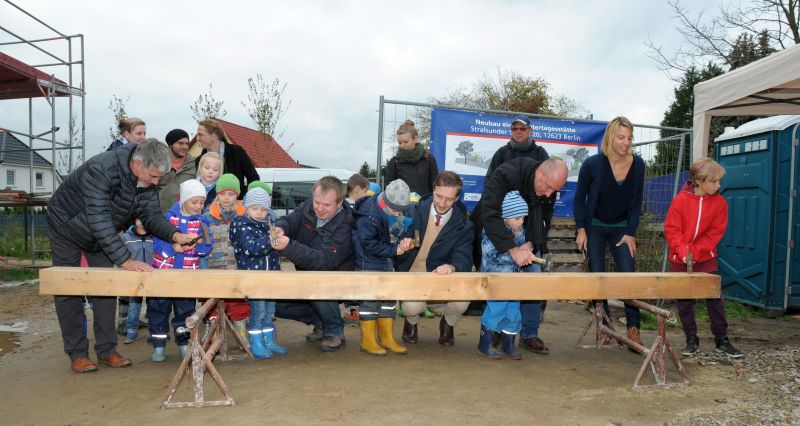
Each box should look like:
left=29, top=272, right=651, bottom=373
left=107, top=95, right=129, bottom=142
left=242, top=74, right=291, bottom=139
left=57, top=114, right=83, bottom=175
left=358, top=161, right=376, bottom=179
left=455, top=140, right=474, bottom=163
left=411, top=69, right=589, bottom=147
left=645, top=0, right=797, bottom=79
left=190, top=83, right=227, bottom=122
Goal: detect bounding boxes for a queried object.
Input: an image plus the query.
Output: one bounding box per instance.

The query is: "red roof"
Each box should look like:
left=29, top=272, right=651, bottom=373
left=0, top=52, right=78, bottom=100
left=191, top=118, right=299, bottom=168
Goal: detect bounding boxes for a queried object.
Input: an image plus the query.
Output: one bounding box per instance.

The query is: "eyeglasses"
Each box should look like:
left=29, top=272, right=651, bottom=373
left=510, top=127, right=530, bottom=132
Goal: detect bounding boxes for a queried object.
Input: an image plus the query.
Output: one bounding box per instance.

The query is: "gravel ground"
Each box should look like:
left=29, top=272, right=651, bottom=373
left=671, top=346, right=800, bottom=425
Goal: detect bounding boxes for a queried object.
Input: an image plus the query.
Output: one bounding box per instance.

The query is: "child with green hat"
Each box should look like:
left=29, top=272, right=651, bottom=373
left=201, top=173, right=251, bottom=343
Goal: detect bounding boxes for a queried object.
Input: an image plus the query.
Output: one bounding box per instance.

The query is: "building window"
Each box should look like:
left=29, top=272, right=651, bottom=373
left=6, top=169, right=15, bottom=187
left=35, top=172, right=44, bottom=188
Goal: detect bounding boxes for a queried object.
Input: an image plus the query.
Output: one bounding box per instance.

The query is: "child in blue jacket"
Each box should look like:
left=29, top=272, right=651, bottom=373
left=229, top=188, right=285, bottom=359
left=148, top=180, right=213, bottom=362
left=477, top=190, right=534, bottom=360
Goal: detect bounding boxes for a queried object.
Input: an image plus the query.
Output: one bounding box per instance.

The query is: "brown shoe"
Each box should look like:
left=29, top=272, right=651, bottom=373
left=70, top=357, right=97, bottom=373
left=402, top=319, right=418, bottom=344
left=521, top=336, right=549, bottom=354
left=627, top=327, right=642, bottom=346
left=97, top=352, right=132, bottom=368
left=438, top=317, right=454, bottom=346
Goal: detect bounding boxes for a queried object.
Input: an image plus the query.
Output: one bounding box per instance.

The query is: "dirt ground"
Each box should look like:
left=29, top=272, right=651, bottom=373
left=2, top=279, right=800, bottom=425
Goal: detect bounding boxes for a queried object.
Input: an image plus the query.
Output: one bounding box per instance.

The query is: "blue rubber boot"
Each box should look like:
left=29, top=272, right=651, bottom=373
left=477, top=325, right=503, bottom=359
left=263, top=327, right=287, bottom=355
left=502, top=332, right=522, bottom=360
left=178, top=345, right=189, bottom=359
left=152, top=346, right=166, bottom=362
left=249, top=330, right=272, bottom=359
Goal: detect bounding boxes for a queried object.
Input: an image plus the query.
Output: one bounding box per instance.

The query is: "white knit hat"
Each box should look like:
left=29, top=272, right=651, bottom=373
left=180, top=179, right=207, bottom=205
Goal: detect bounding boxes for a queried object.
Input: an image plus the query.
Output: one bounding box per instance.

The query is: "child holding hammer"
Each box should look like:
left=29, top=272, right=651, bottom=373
left=664, top=158, right=742, bottom=358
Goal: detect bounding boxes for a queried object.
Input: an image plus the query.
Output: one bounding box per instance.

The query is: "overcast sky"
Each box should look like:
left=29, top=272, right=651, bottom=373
left=0, top=0, right=716, bottom=171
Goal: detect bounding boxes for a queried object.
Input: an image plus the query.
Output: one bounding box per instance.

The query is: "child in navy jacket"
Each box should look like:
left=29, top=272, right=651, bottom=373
left=229, top=188, right=285, bottom=359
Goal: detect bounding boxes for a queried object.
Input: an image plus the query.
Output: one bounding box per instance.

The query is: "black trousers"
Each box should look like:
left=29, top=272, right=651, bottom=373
left=49, top=228, right=118, bottom=360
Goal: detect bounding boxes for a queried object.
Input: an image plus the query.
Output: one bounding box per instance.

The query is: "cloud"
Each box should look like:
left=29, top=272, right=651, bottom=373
left=1, top=0, right=715, bottom=172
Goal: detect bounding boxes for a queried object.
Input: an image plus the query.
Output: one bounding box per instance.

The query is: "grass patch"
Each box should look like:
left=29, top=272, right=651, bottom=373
left=0, top=267, right=39, bottom=282
left=0, top=237, right=51, bottom=260
left=639, top=300, right=766, bottom=331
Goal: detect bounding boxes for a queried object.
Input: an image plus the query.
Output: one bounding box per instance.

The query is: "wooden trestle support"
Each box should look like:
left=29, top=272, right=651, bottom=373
left=161, top=299, right=253, bottom=408
left=576, top=299, right=689, bottom=389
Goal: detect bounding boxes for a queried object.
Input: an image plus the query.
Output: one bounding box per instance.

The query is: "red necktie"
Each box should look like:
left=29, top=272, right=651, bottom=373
left=435, top=214, right=441, bottom=226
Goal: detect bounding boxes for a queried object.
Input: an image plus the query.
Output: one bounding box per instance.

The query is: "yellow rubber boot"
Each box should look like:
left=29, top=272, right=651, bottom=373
left=359, top=320, right=386, bottom=356
left=377, top=318, right=408, bottom=354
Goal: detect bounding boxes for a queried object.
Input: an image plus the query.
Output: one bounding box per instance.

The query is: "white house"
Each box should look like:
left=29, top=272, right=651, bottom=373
left=0, top=129, right=57, bottom=195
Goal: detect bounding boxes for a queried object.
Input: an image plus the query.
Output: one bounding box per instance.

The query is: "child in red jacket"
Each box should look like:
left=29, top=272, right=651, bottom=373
left=664, top=158, right=742, bottom=358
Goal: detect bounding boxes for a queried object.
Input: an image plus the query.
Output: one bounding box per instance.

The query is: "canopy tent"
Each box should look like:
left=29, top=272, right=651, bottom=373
left=692, top=43, right=800, bottom=161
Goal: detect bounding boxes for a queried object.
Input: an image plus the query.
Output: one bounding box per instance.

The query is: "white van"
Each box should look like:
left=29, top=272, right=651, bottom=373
left=256, top=168, right=356, bottom=216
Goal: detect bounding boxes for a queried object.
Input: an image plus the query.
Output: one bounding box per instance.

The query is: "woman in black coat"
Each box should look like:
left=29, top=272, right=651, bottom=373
left=195, top=119, right=260, bottom=200
left=384, top=120, right=438, bottom=197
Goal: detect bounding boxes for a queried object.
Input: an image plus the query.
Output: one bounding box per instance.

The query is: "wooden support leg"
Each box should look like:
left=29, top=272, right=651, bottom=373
left=161, top=299, right=237, bottom=409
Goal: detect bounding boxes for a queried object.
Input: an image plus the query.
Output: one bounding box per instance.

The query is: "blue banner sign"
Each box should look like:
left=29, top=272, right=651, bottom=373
left=429, top=108, right=606, bottom=216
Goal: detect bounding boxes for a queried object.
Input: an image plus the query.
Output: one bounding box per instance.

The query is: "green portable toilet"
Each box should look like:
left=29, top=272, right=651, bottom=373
left=715, top=115, right=800, bottom=314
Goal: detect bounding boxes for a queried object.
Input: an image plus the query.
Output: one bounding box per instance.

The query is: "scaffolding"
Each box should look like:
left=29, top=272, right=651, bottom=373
left=0, top=0, right=85, bottom=264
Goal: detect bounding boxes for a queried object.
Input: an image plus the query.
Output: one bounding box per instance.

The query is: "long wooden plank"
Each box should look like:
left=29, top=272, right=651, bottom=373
left=38, top=267, right=720, bottom=300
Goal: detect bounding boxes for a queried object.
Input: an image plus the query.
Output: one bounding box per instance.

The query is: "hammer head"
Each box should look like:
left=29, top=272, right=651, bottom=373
left=542, top=252, right=553, bottom=272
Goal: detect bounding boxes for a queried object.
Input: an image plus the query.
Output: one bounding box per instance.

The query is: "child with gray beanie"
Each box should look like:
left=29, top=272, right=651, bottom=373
left=229, top=187, right=286, bottom=359
left=351, top=179, right=414, bottom=356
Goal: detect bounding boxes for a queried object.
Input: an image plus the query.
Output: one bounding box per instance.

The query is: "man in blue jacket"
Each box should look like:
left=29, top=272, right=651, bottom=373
left=272, top=176, right=353, bottom=352
left=397, top=171, right=474, bottom=346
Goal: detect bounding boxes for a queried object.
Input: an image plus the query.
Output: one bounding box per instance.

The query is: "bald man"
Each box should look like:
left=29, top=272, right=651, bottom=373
left=480, top=158, right=568, bottom=353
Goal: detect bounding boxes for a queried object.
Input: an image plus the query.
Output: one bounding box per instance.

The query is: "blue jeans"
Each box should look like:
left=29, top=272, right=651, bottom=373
left=248, top=300, right=276, bottom=331
left=275, top=301, right=344, bottom=337
left=520, top=254, right=544, bottom=339
left=126, top=297, right=143, bottom=332
left=587, top=226, right=640, bottom=328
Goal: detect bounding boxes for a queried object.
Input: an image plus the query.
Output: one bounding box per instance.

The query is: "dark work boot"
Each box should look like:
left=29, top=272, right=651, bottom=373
left=715, top=336, right=743, bottom=358
left=438, top=317, right=454, bottom=346
left=402, top=319, right=418, bottom=344
left=681, top=335, right=700, bottom=356
left=477, top=325, right=503, bottom=359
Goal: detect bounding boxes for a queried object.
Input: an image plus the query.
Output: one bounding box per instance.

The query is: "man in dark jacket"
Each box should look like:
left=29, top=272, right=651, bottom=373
left=485, top=115, right=550, bottom=179
left=396, top=171, right=474, bottom=346
left=157, top=129, right=197, bottom=213
left=47, top=141, right=197, bottom=373
left=480, top=157, right=567, bottom=352
left=470, top=115, right=553, bottom=345
left=272, top=176, right=353, bottom=352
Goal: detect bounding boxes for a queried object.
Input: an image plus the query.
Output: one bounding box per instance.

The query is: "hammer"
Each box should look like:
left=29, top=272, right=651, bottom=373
left=530, top=252, right=553, bottom=272
left=686, top=251, right=693, bottom=273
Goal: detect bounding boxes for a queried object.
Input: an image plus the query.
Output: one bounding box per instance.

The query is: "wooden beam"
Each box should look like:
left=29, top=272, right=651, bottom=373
left=38, top=267, right=720, bottom=300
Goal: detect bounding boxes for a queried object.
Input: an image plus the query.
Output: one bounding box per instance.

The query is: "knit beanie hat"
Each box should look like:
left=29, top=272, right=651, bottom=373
left=180, top=179, right=207, bottom=205
left=381, top=179, right=411, bottom=212
left=165, top=129, right=190, bottom=146
left=366, top=182, right=381, bottom=196
left=216, top=173, right=240, bottom=195
left=244, top=187, right=271, bottom=209
left=501, top=190, right=528, bottom=219
left=248, top=180, right=272, bottom=195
